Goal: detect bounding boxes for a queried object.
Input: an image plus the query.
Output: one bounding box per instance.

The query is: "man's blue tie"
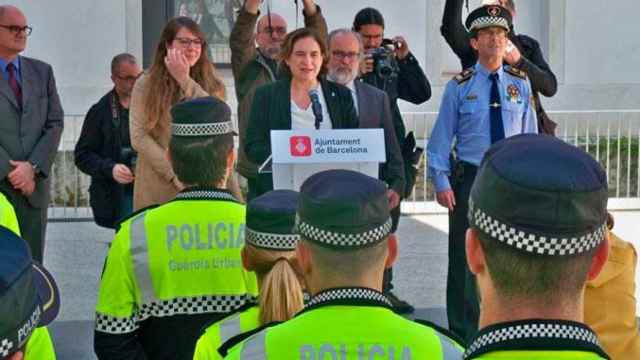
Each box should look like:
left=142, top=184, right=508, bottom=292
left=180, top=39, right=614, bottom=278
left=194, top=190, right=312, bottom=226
left=489, top=73, right=505, bottom=144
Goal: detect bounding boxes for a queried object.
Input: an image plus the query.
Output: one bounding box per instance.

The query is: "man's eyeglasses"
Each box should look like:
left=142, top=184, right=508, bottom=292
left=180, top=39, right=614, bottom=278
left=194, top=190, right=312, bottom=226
left=259, top=26, right=287, bottom=36
left=174, top=37, right=203, bottom=48
left=0, top=25, right=32, bottom=36
left=331, top=51, right=361, bottom=61
left=114, top=72, right=143, bottom=82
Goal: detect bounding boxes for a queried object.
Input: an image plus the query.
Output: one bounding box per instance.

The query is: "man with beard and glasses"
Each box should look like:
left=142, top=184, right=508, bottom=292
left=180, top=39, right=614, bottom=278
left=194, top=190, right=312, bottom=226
left=230, top=0, right=327, bottom=200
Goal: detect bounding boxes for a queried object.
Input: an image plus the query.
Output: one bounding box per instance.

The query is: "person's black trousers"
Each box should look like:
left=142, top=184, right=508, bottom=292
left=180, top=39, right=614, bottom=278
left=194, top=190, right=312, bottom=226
left=446, top=161, right=480, bottom=343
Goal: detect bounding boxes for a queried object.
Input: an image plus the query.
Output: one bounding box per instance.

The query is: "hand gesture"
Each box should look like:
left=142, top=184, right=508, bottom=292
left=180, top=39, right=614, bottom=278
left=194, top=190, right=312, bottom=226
left=164, top=48, right=190, bottom=86
left=436, top=190, right=456, bottom=211
left=112, top=164, right=134, bottom=184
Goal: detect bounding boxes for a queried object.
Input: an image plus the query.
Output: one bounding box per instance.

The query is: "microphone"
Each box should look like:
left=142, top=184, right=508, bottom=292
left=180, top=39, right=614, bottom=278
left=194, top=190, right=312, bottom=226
left=308, top=89, right=323, bottom=130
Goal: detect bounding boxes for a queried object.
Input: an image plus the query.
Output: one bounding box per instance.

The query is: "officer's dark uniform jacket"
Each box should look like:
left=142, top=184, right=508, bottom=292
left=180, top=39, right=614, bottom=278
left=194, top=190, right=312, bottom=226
left=221, top=287, right=464, bottom=359
left=441, top=0, right=558, bottom=135
left=464, top=319, right=610, bottom=359
left=94, top=187, right=257, bottom=360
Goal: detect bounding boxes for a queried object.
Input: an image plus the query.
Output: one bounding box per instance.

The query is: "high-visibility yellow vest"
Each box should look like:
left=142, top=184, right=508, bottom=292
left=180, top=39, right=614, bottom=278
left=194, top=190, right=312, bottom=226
left=25, top=327, right=56, bottom=360
left=464, top=320, right=610, bottom=360
left=95, top=190, right=258, bottom=355
left=223, top=287, right=464, bottom=359
left=0, top=191, right=20, bottom=235
left=194, top=304, right=260, bottom=360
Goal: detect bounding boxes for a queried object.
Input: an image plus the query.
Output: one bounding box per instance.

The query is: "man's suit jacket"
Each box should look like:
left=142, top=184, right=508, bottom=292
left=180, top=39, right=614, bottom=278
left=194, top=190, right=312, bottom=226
left=354, top=81, right=405, bottom=196
left=0, top=56, right=64, bottom=208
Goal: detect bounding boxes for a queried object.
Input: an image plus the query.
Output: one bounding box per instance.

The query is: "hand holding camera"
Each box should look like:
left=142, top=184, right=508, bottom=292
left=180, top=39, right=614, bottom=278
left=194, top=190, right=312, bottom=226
left=391, top=36, right=409, bottom=59
left=361, top=36, right=409, bottom=78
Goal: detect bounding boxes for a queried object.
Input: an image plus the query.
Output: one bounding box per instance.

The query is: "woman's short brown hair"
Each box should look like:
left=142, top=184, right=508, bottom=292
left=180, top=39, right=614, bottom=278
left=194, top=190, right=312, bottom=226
left=278, top=28, right=328, bottom=79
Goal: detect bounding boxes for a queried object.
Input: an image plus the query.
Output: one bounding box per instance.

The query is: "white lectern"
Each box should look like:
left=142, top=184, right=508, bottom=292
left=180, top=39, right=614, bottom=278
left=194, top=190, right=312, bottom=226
left=266, top=129, right=386, bottom=191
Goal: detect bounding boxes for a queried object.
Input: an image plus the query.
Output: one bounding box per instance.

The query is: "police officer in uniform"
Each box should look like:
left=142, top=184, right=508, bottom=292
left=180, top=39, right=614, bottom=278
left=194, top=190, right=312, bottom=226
left=94, top=97, right=258, bottom=360
left=0, top=226, right=60, bottom=359
left=464, top=134, right=610, bottom=359
left=427, top=4, right=537, bottom=342
left=221, top=170, right=464, bottom=359
left=194, top=190, right=303, bottom=359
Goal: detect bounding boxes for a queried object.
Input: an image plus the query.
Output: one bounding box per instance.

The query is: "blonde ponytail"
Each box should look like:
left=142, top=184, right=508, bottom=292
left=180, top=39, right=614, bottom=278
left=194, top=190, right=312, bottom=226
left=259, top=258, right=304, bottom=324
left=244, top=245, right=304, bottom=325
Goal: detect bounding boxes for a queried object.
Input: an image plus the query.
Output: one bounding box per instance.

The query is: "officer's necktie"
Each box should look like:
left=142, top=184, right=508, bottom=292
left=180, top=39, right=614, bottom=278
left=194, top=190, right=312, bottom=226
left=7, top=63, right=22, bottom=109
left=489, top=73, right=505, bottom=144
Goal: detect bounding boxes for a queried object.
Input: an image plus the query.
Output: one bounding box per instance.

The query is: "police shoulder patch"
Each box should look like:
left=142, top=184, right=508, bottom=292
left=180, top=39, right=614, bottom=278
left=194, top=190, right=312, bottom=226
left=505, top=66, right=527, bottom=80
left=453, top=68, right=475, bottom=84
left=114, top=204, right=160, bottom=232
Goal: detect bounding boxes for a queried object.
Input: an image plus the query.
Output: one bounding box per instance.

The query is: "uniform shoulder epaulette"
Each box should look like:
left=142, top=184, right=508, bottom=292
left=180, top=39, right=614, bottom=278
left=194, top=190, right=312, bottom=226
left=413, top=318, right=467, bottom=348
left=453, top=68, right=475, bottom=84
left=218, top=321, right=282, bottom=357
left=505, top=66, right=527, bottom=80
left=114, top=204, right=160, bottom=232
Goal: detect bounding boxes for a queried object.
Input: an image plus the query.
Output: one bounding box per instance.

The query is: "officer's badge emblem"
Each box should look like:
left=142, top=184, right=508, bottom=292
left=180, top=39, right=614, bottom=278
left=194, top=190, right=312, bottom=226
left=506, top=84, right=521, bottom=104
left=488, top=6, right=501, bottom=17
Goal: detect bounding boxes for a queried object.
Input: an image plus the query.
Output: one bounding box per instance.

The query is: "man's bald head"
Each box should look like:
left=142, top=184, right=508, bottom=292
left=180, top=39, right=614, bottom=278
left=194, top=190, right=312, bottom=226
left=0, top=5, right=23, bottom=20
left=0, top=5, right=28, bottom=58
left=255, top=13, right=287, bottom=59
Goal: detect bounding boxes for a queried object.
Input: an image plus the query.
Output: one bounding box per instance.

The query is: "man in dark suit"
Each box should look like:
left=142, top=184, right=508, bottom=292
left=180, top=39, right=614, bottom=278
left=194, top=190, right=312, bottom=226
left=326, top=29, right=411, bottom=313
left=0, top=5, right=64, bottom=261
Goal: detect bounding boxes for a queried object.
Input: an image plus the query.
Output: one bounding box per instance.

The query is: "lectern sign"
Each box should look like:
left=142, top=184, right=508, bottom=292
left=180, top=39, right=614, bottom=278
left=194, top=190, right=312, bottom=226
left=273, top=129, right=386, bottom=164
left=269, top=129, right=386, bottom=191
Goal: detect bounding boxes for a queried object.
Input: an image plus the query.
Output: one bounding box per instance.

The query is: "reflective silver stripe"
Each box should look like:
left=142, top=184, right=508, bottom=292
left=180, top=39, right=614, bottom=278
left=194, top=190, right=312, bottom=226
left=130, top=213, right=157, bottom=305
left=240, top=330, right=267, bottom=359
left=220, top=314, right=243, bottom=343
left=435, top=332, right=463, bottom=359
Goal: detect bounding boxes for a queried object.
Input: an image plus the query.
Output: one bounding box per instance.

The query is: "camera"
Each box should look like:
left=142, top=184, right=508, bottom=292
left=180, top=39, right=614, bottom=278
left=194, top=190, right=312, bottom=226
left=366, top=39, right=399, bottom=78
left=120, top=147, right=138, bottom=173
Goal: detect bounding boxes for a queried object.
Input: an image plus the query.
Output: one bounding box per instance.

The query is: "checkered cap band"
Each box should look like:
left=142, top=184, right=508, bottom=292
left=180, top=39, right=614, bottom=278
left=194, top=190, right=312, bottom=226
left=469, top=200, right=607, bottom=256
left=246, top=228, right=299, bottom=250
left=469, top=16, right=509, bottom=31
left=172, top=121, right=234, bottom=137
left=464, top=322, right=600, bottom=358
left=306, top=288, right=392, bottom=308
left=0, top=339, right=14, bottom=357
left=95, top=294, right=254, bottom=334
left=297, top=217, right=392, bottom=248
left=176, top=190, right=237, bottom=202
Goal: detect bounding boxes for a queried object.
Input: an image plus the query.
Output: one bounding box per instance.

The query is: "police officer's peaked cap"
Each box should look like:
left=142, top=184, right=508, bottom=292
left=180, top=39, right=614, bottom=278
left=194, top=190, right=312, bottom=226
left=297, top=169, right=392, bottom=249
left=0, top=226, right=60, bottom=357
left=469, top=134, right=608, bottom=257
left=465, top=5, right=512, bottom=33
left=171, top=96, right=236, bottom=137
left=246, top=190, right=300, bottom=251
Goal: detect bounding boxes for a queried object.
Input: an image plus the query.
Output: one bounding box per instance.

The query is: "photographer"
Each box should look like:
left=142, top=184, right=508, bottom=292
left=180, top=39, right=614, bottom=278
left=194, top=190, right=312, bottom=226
left=353, top=7, right=431, bottom=314
left=75, top=53, right=142, bottom=229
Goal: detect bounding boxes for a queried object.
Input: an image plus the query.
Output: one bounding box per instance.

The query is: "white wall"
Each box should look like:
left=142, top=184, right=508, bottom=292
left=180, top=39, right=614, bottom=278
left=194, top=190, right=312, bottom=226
left=7, top=0, right=141, bottom=115
left=11, top=0, right=640, bottom=115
